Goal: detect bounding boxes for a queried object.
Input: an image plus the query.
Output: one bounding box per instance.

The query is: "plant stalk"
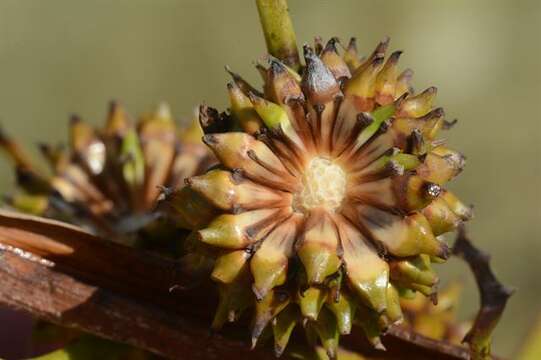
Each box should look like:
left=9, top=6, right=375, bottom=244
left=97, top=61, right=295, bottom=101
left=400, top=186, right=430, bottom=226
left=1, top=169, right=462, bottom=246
left=255, top=0, right=300, bottom=71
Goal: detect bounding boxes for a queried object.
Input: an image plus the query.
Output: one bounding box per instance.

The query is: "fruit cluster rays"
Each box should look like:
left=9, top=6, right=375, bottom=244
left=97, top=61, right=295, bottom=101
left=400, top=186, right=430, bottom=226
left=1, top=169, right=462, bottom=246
left=170, top=37, right=472, bottom=358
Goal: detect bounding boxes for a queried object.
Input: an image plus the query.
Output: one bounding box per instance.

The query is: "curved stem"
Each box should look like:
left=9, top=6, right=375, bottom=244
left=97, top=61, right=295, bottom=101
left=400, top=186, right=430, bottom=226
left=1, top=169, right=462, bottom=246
left=255, top=0, right=300, bottom=71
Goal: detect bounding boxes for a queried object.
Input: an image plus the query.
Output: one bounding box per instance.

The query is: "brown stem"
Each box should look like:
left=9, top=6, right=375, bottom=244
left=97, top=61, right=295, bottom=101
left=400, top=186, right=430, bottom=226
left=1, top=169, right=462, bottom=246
left=0, top=210, right=503, bottom=359
left=0, top=248, right=275, bottom=360
left=453, top=225, right=514, bottom=360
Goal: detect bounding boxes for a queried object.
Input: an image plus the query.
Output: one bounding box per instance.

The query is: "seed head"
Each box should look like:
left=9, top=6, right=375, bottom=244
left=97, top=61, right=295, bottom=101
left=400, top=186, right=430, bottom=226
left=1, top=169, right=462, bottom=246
left=171, top=36, right=471, bottom=356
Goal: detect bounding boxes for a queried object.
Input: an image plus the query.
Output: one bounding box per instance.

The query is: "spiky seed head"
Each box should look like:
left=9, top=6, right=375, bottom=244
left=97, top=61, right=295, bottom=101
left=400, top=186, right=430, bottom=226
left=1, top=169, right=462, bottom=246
left=1, top=102, right=215, bottom=242
left=176, top=36, right=470, bottom=355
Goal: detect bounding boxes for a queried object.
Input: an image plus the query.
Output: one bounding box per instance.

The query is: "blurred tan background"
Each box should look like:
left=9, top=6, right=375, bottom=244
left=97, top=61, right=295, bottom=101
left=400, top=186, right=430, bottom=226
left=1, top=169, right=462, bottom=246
left=0, top=0, right=539, bottom=357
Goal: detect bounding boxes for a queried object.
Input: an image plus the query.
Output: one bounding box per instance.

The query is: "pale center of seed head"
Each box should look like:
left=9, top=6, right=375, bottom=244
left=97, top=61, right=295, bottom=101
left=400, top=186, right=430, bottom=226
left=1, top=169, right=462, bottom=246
left=296, top=157, right=347, bottom=212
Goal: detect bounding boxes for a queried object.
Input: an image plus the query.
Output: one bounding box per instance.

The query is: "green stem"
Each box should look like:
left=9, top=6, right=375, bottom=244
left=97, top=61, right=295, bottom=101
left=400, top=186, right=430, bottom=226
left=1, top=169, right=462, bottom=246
left=255, top=0, right=300, bottom=71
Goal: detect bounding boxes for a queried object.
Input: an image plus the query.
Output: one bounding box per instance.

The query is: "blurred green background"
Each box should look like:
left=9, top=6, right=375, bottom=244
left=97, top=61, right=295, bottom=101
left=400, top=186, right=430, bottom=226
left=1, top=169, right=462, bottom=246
left=0, top=0, right=539, bottom=357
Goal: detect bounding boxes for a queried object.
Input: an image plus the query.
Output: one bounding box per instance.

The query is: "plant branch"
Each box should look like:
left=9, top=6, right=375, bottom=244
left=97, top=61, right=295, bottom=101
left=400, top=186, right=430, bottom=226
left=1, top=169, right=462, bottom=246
left=255, top=0, right=301, bottom=71
left=0, top=247, right=274, bottom=360
left=453, top=226, right=515, bottom=360
left=0, top=210, right=500, bottom=359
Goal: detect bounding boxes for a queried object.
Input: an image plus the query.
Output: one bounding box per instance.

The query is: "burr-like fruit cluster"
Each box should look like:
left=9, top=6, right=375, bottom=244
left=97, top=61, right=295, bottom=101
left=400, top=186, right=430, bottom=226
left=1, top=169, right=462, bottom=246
left=165, top=36, right=471, bottom=357
left=1, top=103, right=214, bottom=243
